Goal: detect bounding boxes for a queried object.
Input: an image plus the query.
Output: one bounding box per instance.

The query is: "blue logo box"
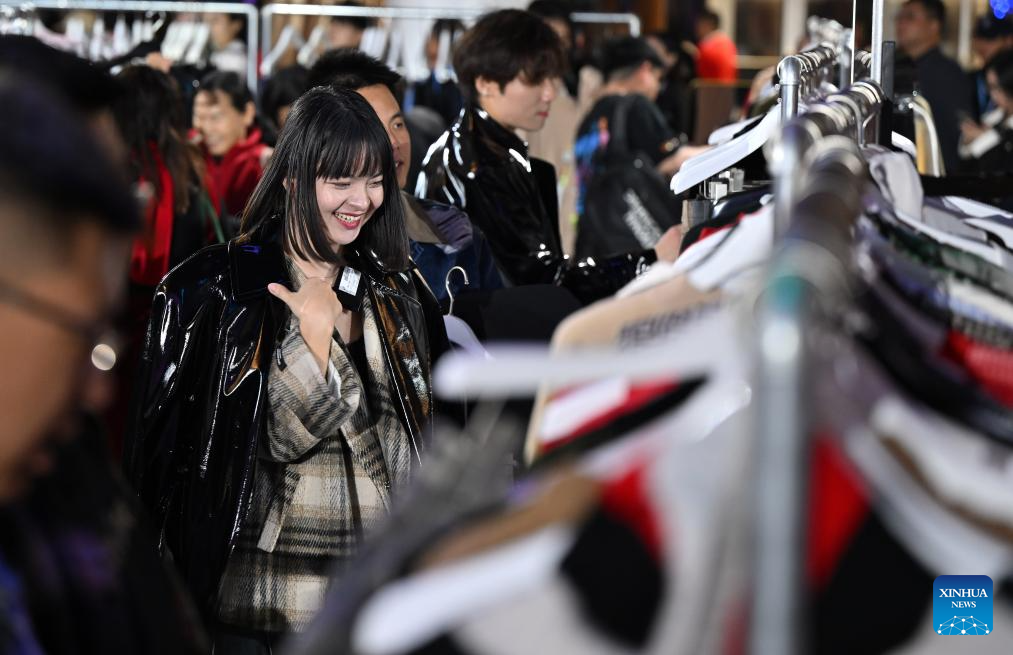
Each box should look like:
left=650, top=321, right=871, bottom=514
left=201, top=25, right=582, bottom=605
left=934, top=575, right=993, bottom=636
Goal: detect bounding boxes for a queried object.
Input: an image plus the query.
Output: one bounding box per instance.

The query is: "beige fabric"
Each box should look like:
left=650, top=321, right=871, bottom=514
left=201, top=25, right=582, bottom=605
left=401, top=190, right=442, bottom=245
left=520, top=69, right=602, bottom=256
left=525, top=274, right=721, bottom=462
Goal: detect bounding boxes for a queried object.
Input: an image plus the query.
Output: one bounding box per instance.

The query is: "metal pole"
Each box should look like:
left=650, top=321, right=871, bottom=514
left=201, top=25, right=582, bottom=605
left=871, top=0, right=885, bottom=84
left=779, top=55, right=803, bottom=122
left=780, top=0, right=806, bottom=54
left=570, top=12, right=641, bottom=36
left=958, top=0, right=973, bottom=68
left=258, top=4, right=641, bottom=66
left=850, top=0, right=858, bottom=84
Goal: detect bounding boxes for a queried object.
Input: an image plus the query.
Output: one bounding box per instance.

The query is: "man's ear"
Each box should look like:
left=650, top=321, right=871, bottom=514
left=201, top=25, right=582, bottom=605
left=475, top=76, right=501, bottom=98
left=243, top=101, right=256, bottom=129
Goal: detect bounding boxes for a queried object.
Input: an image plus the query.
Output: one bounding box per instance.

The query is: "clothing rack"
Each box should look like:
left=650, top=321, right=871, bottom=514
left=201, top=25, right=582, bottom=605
left=0, top=0, right=259, bottom=91
left=753, top=76, right=884, bottom=655
left=259, top=3, right=639, bottom=80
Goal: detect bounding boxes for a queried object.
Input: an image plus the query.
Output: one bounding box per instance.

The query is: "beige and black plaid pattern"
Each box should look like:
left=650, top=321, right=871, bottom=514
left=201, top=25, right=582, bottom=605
left=216, top=263, right=414, bottom=634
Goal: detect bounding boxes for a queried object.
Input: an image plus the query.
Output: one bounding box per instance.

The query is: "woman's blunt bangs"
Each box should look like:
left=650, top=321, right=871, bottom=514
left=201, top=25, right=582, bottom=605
left=279, top=87, right=407, bottom=268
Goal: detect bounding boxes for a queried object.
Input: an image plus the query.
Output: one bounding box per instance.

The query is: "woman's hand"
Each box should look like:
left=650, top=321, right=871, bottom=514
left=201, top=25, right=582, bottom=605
left=268, top=279, right=344, bottom=374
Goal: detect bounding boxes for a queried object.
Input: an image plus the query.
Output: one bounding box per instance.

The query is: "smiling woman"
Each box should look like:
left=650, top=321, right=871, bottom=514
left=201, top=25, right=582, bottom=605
left=124, top=86, right=450, bottom=650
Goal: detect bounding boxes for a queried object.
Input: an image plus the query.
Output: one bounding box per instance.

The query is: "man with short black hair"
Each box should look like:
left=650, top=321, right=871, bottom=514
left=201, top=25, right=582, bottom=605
left=895, top=0, right=975, bottom=172
left=309, top=49, right=503, bottom=303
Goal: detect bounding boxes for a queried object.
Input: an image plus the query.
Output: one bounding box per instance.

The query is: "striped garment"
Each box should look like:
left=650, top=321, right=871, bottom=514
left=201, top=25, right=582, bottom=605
left=216, top=263, right=414, bottom=635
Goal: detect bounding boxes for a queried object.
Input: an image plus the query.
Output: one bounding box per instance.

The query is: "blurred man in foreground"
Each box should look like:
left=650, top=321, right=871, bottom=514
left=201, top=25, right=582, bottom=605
left=0, top=67, right=205, bottom=652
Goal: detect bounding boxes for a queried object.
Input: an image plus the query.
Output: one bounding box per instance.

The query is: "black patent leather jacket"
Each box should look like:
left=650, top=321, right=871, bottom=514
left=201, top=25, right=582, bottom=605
left=123, top=234, right=447, bottom=618
left=416, top=104, right=656, bottom=305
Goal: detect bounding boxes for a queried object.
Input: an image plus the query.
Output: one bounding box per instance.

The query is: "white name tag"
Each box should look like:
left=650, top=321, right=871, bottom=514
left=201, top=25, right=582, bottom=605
left=339, top=267, right=362, bottom=295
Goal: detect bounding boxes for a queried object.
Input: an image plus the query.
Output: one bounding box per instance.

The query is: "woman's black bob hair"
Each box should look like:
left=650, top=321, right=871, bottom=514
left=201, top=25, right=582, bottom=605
left=240, top=85, right=409, bottom=270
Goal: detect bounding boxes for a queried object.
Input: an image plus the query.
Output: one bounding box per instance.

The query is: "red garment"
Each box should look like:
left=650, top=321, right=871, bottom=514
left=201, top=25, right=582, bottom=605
left=131, top=144, right=176, bottom=286
left=203, top=128, right=267, bottom=217
left=941, top=331, right=1013, bottom=406
left=696, top=32, right=739, bottom=82
left=601, top=462, right=665, bottom=561
left=805, top=436, right=870, bottom=590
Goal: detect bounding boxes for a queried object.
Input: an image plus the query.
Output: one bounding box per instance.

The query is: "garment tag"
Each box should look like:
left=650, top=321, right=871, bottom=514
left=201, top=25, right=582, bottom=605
left=335, top=266, right=365, bottom=312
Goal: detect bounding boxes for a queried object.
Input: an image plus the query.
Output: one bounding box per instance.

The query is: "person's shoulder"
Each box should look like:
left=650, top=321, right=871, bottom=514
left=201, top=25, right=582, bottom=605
left=158, top=243, right=230, bottom=299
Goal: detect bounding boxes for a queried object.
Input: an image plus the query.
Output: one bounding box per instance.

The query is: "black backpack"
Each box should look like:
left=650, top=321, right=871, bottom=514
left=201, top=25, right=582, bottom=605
left=575, top=96, right=683, bottom=259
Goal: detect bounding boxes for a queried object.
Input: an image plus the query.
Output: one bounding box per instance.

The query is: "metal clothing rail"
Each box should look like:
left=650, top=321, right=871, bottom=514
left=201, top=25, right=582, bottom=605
left=752, top=80, right=883, bottom=655
left=0, top=0, right=259, bottom=91
left=751, top=135, right=866, bottom=655
left=259, top=3, right=640, bottom=68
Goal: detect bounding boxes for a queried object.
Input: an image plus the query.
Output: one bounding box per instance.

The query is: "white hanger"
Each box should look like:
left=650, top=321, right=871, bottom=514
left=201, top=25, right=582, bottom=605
left=296, top=23, right=327, bottom=68
left=261, top=24, right=304, bottom=77
left=131, top=14, right=143, bottom=46
left=671, top=106, right=779, bottom=194
left=384, top=22, right=404, bottom=74
left=433, top=24, right=453, bottom=83
left=112, top=13, right=130, bottom=56
left=64, top=15, right=87, bottom=57
left=89, top=15, right=106, bottom=61
left=184, top=21, right=211, bottom=66
left=160, top=19, right=185, bottom=61
left=402, top=20, right=430, bottom=83
left=442, top=267, right=487, bottom=359
left=434, top=307, right=739, bottom=399
left=360, top=24, right=389, bottom=59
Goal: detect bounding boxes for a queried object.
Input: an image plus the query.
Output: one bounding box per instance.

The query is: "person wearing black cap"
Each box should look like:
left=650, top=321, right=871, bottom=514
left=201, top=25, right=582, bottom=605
left=970, top=14, right=1013, bottom=117
left=577, top=37, right=706, bottom=179
left=573, top=37, right=707, bottom=225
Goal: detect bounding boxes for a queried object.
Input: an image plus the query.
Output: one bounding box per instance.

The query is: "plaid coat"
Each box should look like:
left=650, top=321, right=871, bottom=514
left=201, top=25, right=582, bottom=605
left=217, top=265, right=415, bottom=634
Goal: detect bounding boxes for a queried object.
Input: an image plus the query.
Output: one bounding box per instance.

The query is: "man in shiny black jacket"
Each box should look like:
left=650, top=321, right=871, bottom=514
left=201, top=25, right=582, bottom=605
left=416, top=9, right=681, bottom=306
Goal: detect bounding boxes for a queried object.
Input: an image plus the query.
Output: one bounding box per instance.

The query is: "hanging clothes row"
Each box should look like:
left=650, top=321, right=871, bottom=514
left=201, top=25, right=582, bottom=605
left=257, top=16, right=1013, bottom=654
left=0, top=0, right=259, bottom=90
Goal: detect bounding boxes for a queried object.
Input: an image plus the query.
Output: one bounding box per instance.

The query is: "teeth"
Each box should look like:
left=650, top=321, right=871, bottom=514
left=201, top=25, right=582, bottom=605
left=335, top=213, right=361, bottom=224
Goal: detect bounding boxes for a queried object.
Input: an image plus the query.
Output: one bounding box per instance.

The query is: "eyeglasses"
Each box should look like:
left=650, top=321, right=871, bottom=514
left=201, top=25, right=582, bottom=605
left=0, top=276, right=120, bottom=372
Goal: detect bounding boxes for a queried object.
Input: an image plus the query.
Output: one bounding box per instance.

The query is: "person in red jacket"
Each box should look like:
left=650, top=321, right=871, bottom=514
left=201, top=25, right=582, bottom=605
left=192, top=71, right=271, bottom=223
left=695, top=8, right=738, bottom=82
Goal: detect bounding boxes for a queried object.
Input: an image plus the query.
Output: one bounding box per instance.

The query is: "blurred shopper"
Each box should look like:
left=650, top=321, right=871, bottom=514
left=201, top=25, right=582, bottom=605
left=573, top=37, right=707, bottom=259
left=695, top=7, right=738, bottom=82
left=193, top=70, right=270, bottom=226
left=261, top=64, right=309, bottom=137
left=970, top=14, right=1013, bottom=117
left=895, top=0, right=975, bottom=172
left=960, top=48, right=1013, bottom=171
left=125, top=87, right=447, bottom=649
left=418, top=9, right=680, bottom=306
left=404, top=18, right=465, bottom=128
left=110, top=65, right=222, bottom=456
left=647, top=31, right=696, bottom=137
left=207, top=12, right=247, bottom=76
left=328, top=1, right=370, bottom=50
left=115, top=65, right=221, bottom=288
left=311, top=48, right=503, bottom=303
left=0, top=75, right=205, bottom=654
